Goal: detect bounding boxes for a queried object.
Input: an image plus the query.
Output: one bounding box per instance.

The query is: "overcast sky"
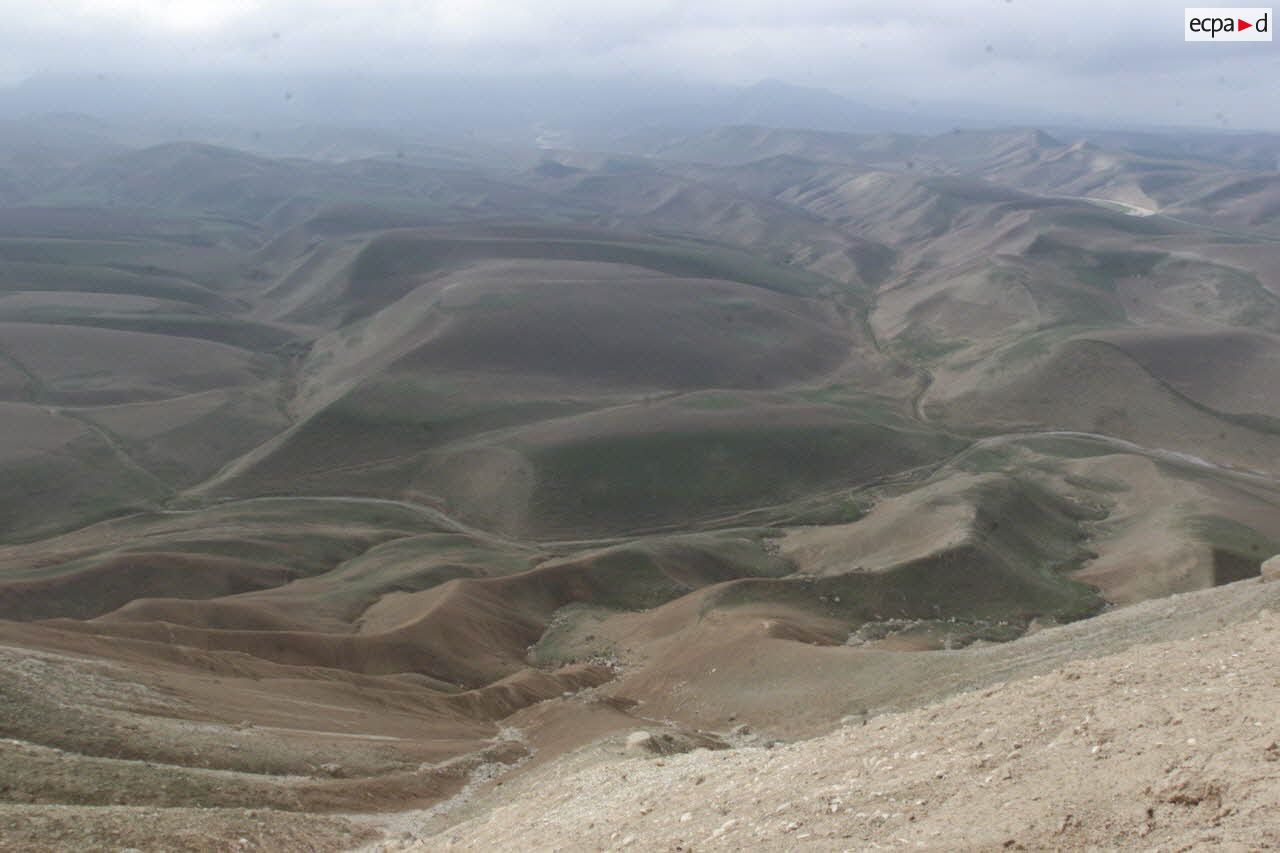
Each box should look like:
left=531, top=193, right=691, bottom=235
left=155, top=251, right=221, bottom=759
left=1, top=0, right=1278, bottom=130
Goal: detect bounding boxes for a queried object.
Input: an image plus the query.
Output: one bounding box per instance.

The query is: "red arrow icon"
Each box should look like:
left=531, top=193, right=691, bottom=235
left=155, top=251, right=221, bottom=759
left=1239, top=18, right=1253, bottom=30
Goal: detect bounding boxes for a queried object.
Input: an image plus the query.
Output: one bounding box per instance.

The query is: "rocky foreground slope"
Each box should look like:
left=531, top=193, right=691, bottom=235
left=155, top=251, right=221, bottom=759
left=392, top=576, right=1280, bottom=853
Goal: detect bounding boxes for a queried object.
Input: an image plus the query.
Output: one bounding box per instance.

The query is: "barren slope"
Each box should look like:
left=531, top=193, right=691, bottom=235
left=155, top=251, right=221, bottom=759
left=406, top=578, right=1280, bottom=853
left=2, top=123, right=1280, bottom=852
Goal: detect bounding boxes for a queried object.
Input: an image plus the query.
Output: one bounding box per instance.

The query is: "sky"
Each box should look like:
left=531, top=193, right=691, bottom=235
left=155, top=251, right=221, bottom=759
left=1, top=0, right=1278, bottom=130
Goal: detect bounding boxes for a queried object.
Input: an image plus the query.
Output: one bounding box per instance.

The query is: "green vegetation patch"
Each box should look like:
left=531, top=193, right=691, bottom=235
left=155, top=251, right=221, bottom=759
left=525, top=420, right=964, bottom=535
left=1025, top=235, right=1163, bottom=293
left=568, top=532, right=790, bottom=601
left=5, top=311, right=293, bottom=352
left=0, top=261, right=235, bottom=310
left=0, top=238, right=152, bottom=267
left=1183, top=514, right=1277, bottom=586
left=529, top=602, right=621, bottom=667
left=708, top=474, right=1106, bottom=632
left=310, top=532, right=533, bottom=611
left=0, top=435, right=168, bottom=543
left=1159, top=258, right=1280, bottom=331
left=786, top=497, right=869, bottom=526
left=1185, top=514, right=1277, bottom=562
left=226, top=380, right=593, bottom=495
left=990, top=323, right=1106, bottom=370
left=892, top=327, right=968, bottom=363
left=344, top=231, right=841, bottom=321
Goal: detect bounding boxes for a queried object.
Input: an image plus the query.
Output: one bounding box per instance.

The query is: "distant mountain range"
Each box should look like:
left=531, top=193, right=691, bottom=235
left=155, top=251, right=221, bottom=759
left=0, top=73, right=976, bottom=144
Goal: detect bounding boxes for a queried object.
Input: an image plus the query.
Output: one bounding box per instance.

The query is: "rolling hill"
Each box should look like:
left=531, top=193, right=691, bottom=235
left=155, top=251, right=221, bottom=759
left=0, top=117, right=1278, bottom=851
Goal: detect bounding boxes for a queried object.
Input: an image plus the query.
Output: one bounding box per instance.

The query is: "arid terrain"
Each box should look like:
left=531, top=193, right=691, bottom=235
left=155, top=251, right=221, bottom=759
left=0, top=116, right=1278, bottom=851
left=405, top=576, right=1280, bottom=852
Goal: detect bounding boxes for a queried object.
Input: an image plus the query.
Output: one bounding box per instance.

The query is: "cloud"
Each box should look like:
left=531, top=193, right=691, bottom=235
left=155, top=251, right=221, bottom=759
left=0, top=0, right=1274, bottom=129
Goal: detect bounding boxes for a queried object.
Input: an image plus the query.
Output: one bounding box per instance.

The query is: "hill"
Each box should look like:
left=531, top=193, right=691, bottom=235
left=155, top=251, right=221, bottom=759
left=0, top=118, right=1279, bottom=851
left=401, top=576, right=1280, bottom=852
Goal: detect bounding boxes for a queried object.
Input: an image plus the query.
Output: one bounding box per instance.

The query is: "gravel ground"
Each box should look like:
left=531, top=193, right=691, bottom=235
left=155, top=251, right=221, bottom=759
left=0, top=804, right=375, bottom=853
left=404, top=604, right=1280, bottom=852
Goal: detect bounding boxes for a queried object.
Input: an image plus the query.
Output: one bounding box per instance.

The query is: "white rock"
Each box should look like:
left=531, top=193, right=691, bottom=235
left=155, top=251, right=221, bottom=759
left=711, top=818, right=739, bottom=837
left=625, top=731, right=654, bottom=754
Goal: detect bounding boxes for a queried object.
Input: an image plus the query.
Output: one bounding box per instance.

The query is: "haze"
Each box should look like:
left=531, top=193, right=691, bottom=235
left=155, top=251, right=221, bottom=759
left=2, top=0, right=1279, bottom=131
